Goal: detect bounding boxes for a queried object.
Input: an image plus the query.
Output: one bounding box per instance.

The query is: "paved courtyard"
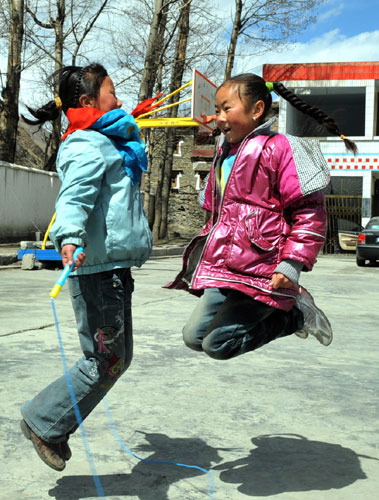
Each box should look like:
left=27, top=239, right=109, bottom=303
left=1, top=254, right=378, bottom=499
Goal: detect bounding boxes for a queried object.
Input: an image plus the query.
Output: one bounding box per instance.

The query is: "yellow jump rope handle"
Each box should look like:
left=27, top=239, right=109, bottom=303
left=50, top=247, right=84, bottom=298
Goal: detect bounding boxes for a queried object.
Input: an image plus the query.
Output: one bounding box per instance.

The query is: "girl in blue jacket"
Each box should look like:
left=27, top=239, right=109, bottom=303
left=20, top=63, right=152, bottom=471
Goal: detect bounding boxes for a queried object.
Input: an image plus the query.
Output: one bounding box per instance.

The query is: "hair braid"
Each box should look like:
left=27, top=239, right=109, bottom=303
left=22, top=62, right=108, bottom=126
left=273, top=82, right=357, bottom=154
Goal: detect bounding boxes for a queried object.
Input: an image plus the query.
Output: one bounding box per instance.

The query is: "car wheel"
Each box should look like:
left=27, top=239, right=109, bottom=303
left=356, top=256, right=365, bottom=267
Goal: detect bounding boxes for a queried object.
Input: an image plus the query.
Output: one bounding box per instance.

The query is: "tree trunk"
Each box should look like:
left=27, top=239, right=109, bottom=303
left=138, top=0, right=169, bottom=224
left=45, top=0, right=65, bottom=171
left=152, top=142, right=167, bottom=241
left=156, top=0, right=191, bottom=240
left=224, top=0, right=242, bottom=80
left=138, top=0, right=167, bottom=102
left=0, top=0, right=24, bottom=163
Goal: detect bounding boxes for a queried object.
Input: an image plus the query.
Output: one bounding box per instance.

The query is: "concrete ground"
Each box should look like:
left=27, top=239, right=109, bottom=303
left=1, top=254, right=378, bottom=500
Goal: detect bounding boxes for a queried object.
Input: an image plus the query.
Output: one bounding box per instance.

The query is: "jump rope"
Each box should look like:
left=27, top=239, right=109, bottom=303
left=50, top=247, right=216, bottom=499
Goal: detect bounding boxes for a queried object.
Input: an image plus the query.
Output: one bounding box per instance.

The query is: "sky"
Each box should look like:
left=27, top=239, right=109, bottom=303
left=215, top=0, right=379, bottom=75
left=10, top=0, right=379, bottom=115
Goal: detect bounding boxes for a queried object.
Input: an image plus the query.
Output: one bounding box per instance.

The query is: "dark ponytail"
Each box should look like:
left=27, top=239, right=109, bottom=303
left=22, top=100, right=61, bottom=126
left=22, top=62, right=108, bottom=126
left=272, top=81, right=358, bottom=154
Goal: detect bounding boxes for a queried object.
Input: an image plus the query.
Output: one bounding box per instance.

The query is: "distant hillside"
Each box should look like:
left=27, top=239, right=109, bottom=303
left=15, top=121, right=49, bottom=169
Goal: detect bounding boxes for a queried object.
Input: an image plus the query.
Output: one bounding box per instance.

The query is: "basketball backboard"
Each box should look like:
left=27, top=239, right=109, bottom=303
left=191, top=69, right=217, bottom=131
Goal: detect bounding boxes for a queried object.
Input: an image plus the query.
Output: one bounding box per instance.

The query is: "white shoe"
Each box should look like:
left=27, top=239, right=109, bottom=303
left=295, top=286, right=333, bottom=346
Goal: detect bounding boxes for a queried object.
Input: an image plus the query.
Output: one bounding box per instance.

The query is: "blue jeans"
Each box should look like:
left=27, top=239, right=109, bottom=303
left=21, top=268, right=134, bottom=443
left=183, top=288, right=302, bottom=360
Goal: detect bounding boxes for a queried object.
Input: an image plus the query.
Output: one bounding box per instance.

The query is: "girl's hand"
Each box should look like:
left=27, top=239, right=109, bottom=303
left=270, top=272, right=294, bottom=289
left=61, top=244, right=86, bottom=271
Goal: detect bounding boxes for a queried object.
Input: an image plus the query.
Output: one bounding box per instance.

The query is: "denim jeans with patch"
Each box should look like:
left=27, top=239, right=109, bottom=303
left=21, top=268, right=134, bottom=443
left=183, top=288, right=303, bottom=360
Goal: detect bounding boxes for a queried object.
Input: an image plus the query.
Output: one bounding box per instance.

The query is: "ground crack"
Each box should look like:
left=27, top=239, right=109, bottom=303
left=1, top=323, right=57, bottom=337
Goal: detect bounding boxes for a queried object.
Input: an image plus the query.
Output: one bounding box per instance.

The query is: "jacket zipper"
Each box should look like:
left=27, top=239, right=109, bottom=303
left=190, top=133, right=271, bottom=288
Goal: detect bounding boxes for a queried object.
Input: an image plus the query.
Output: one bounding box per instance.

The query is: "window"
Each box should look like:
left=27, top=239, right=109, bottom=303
left=194, top=171, right=209, bottom=190
left=174, top=140, right=184, bottom=157
left=171, top=171, right=182, bottom=190
left=287, top=87, right=366, bottom=137
left=324, top=176, right=362, bottom=195
left=366, top=218, right=379, bottom=230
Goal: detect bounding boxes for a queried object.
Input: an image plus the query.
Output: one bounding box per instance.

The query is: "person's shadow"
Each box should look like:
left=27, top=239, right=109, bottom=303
left=213, top=433, right=378, bottom=497
left=48, top=431, right=224, bottom=500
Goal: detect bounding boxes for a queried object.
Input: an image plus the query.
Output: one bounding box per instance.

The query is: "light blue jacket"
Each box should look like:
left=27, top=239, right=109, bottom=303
left=50, top=129, right=152, bottom=275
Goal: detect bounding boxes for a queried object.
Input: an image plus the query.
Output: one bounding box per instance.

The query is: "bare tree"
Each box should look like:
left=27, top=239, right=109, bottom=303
left=23, top=0, right=111, bottom=170
left=116, top=0, right=181, bottom=227
left=138, top=0, right=171, bottom=102
left=225, top=0, right=320, bottom=79
left=137, top=0, right=171, bottom=227
left=113, top=0, right=224, bottom=237
left=0, top=0, right=24, bottom=163
left=154, top=0, right=192, bottom=241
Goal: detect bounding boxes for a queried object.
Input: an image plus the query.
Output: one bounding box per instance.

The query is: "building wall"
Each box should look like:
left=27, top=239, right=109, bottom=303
left=0, top=162, right=60, bottom=242
left=265, top=63, right=379, bottom=227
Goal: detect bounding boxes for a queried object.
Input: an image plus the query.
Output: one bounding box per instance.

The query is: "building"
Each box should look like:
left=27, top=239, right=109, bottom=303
left=167, top=127, right=215, bottom=239
left=263, top=61, right=379, bottom=252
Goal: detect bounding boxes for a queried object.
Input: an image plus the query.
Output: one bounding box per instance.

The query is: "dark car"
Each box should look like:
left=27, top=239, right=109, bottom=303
left=356, top=216, right=379, bottom=266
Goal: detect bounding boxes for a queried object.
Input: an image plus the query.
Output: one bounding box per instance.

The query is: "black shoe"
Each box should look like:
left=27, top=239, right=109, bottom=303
left=60, top=440, right=72, bottom=461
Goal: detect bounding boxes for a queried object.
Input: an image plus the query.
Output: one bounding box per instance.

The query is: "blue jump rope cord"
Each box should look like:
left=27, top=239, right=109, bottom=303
left=103, top=396, right=215, bottom=498
left=51, top=297, right=106, bottom=499
left=50, top=259, right=215, bottom=499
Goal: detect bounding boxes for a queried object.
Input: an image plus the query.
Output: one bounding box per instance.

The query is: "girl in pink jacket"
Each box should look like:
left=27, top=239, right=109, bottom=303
left=168, top=73, right=356, bottom=360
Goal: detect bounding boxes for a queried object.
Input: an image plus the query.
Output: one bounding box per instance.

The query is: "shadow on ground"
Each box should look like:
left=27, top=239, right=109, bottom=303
left=214, top=433, right=377, bottom=497
left=48, top=433, right=378, bottom=499
left=49, top=432, right=222, bottom=500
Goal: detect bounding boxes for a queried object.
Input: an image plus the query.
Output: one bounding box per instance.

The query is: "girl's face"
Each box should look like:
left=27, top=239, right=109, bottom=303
left=215, top=85, right=262, bottom=144
left=89, top=76, right=122, bottom=112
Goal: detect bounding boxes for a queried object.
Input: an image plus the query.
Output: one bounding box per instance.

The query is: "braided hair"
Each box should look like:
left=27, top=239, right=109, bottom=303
left=219, top=73, right=357, bottom=154
left=22, top=63, right=108, bottom=126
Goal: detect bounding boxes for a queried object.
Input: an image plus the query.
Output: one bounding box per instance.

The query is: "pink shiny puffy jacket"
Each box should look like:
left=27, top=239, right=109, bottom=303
left=168, top=131, right=329, bottom=311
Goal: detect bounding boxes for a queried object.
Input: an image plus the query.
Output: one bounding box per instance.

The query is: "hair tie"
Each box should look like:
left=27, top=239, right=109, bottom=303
left=340, top=134, right=346, bottom=140
left=55, top=96, right=62, bottom=111
left=265, top=81, right=274, bottom=93
left=73, top=67, right=85, bottom=106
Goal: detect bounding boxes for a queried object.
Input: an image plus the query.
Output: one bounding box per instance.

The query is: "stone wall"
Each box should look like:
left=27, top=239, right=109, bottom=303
left=168, top=186, right=208, bottom=239
left=146, top=127, right=214, bottom=239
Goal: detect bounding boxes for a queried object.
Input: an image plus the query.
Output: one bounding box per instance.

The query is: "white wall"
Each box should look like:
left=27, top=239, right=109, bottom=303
left=0, top=162, right=60, bottom=241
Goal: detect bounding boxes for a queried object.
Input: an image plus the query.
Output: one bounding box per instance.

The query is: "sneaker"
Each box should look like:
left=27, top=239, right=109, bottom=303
left=20, top=420, right=66, bottom=471
left=295, top=286, right=333, bottom=346
left=60, top=440, right=72, bottom=461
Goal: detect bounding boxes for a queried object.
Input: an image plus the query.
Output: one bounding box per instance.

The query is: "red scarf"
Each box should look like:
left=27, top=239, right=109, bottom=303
left=61, top=107, right=105, bottom=141
left=61, top=91, right=165, bottom=141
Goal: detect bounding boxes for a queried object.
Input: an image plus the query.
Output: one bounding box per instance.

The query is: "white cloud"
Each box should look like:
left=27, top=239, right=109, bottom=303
left=318, top=3, right=344, bottom=22
left=235, top=29, right=379, bottom=74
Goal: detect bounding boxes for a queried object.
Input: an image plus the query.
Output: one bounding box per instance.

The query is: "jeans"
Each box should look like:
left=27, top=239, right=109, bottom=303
left=21, top=268, right=134, bottom=443
left=183, top=288, right=303, bottom=360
